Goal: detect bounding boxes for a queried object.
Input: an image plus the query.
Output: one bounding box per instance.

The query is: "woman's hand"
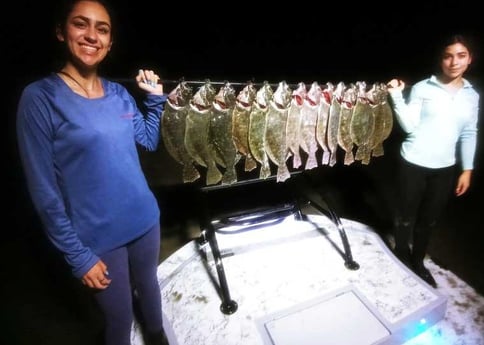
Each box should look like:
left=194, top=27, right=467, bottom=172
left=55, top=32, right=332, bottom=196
left=136, top=69, right=164, bottom=95
left=386, top=78, right=405, bottom=92
left=455, top=170, right=472, bottom=196
left=82, top=260, right=111, bottom=290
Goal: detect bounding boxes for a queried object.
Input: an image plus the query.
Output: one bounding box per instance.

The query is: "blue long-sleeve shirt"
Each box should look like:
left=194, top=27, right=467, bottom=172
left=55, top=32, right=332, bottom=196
left=388, top=75, right=479, bottom=170
left=16, top=73, right=167, bottom=278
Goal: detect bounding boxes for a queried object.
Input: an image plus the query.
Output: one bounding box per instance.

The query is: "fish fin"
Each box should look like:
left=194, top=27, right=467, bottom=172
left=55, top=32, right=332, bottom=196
left=182, top=164, right=201, bottom=183
left=344, top=150, right=355, bottom=165
left=244, top=155, right=257, bottom=172
left=321, top=151, right=330, bottom=165
left=206, top=163, right=223, bottom=185
left=304, top=153, right=318, bottom=170
left=372, top=143, right=384, bottom=157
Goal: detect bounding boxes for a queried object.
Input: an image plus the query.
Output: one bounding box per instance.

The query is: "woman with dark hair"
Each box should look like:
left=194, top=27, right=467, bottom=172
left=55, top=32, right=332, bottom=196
left=16, top=1, right=168, bottom=344
left=387, top=34, right=479, bottom=288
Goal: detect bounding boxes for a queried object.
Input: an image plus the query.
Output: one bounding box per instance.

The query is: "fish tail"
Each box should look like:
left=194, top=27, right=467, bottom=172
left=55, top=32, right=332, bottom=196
left=304, top=153, right=318, bottom=170
left=361, top=146, right=372, bottom=165
left=206, top=162, right=223, bottom=185
left=354, top=146, right=364, bottom=161
left=244, top=155, right=257, bottom=172
left=276, top=164, right=291, bottom=182
left=372, top=143, right=384, bottom=157
left=321, top=151, right=330, bottom=165
left=329, top=151, right=337, bottom=167
left=183, top=164, right=201, bottom=183
left=344, top=150, right=355, bottom=165
left=292, top=152, right=302, bottom=169
left=260, top=159, right=272, bottom=179
left=221, top=167, right=238, bottom=185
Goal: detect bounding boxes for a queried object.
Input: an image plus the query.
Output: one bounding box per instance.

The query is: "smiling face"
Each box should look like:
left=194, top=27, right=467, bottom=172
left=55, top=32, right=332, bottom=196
left=56, top=0, right=112, bottom=72
left=440, top=42, right=472, bottom=82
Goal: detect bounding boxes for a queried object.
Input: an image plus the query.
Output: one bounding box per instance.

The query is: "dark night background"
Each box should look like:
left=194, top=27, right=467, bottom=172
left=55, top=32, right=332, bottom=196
left=3, top=1, right=484, bottom=344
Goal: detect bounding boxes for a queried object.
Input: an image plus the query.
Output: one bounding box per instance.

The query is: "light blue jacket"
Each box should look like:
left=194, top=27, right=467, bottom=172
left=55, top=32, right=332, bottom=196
left=388, top=75, right=479, bottom=170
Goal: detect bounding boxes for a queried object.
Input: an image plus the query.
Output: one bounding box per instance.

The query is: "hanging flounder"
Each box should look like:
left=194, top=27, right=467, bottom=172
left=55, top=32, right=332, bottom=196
left=286, top=82, right=307, bottom=169
left=316, top=82, right=333, bottom=165
left=208, top=82, right=239, bottom=185
left=350, top=81, right=375, bottom=164
left=370, top=83, right=393, bottom=158
left=248, top=82, right=273, bottom=179
left=299, top=81, right=321, bottom=170
left=337, top=83, right=356, bottom=165
left=265, top=81, right=293, bottom=182
left=161, top=81, right=200, bottom=183
left=231, top=82, right=257, bottom=172
left=327, top=82, right=345, bottom=166
left=365, top=83, right=382, bottom=163
left=184, top=81, right=222, bottom=185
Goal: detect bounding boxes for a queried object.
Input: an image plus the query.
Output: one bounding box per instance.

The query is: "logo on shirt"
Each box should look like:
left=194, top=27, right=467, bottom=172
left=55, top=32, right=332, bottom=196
left=120, top=113, right=134, bottom=119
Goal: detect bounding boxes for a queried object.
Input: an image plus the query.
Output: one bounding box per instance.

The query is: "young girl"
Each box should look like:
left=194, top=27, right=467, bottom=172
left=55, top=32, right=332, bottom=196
left=387, top=34, right=479, bottom=288
left=16, top=1, right=168, bottom=344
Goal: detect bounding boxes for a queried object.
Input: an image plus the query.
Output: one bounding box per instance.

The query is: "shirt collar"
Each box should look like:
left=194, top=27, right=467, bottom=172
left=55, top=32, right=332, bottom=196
left=429, top=75, right=473, bottom=89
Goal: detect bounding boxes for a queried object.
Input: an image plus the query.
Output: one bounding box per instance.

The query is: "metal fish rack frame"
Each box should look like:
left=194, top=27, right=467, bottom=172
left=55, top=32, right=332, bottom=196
left=120, top=77, right=393, bottom=314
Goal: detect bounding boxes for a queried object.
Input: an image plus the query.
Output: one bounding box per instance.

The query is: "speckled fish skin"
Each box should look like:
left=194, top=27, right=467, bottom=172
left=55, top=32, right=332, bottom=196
left=184, top=81, right=223, bottom=185
left=209, top=82, right=239, bottom=185
left=299, top=81, right=321, bottom=170
left=286, top=82, right=307, bottom=169
left=248, top=82, right=273, bottom=179
left=316, top=82, right=333, bottom=165
left=337, top=83, right=356, bottom=165
left=350, top=81, right=375, bottom=164
left=327, top=82, right=344, bottom=166
left=161, top=81, right=200, bottom=183
left=231, top=82, right=257, bottom=172
left=363, top=83, right=383, bottom=164
left=370, top=83, right=393, bottom=158
left=265, top=81, right=293, bottom=182
left=366, top=83, right=383, bottom=158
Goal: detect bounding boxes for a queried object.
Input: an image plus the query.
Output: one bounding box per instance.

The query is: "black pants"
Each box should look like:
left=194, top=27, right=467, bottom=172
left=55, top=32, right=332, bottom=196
left=394, top=158, right=455, bottom=266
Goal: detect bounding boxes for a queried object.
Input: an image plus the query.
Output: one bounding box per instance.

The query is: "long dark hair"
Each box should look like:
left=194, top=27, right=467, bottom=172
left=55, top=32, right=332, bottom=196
left=437, top=34, right=475, bottom=58
left=55, top=0, right=115, bottom=31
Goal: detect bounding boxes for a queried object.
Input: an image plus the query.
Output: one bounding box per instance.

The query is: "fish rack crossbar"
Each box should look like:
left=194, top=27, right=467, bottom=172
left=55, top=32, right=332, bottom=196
left=116, top=77, right=304, bottom=89
left=195, top=171, right=360, bottom=315
left=115, top=77, right=387, bottom=90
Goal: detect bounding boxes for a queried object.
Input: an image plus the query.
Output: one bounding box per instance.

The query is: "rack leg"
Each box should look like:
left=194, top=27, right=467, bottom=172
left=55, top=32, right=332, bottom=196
left=197, top=192, right=238, bottom=314
left=293, top=176, right=360, bottom=270
left=209, top=228, right=238, bottom=314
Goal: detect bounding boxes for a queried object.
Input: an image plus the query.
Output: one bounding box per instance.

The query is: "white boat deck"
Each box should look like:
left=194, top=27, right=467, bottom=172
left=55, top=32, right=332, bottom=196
left=132, top=212, right=483, bottom=345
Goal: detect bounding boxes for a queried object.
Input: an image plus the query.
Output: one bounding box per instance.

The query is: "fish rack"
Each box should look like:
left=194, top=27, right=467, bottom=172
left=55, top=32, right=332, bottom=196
left=121, top=76, right=379, bottom=314
left=195, top=170, right=360, bottom=315
left=136, top=76, right=371, bottom=315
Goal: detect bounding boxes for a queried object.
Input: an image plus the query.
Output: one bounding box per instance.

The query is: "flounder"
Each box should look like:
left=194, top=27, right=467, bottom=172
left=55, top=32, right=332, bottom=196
left=231, top=82, right=257, bottom=172
left=370, top=83, right=393, bottom=158
left=299, top=81, right=321, bottom=170
left=337, top=83, right=356, bottom=165
left=350, top=81, right=375, bottom=164
left=209, top=82, right=239, bottom=185
left=161, top=81, right=200, bottom=183
left=286, top=82, right=307, bottom=169
left=316, top=82, right=333, bottom=165
left=248, top=82, right=273, bottom=179
left=327, top=81, right=345, bottom=166
left=184, top=81, right=222, bottom=185
left=265, top=81, right=293, bottom=182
